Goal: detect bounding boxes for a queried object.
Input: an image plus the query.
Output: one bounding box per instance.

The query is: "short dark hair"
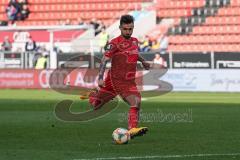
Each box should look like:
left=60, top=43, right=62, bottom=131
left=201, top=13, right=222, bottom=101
left=120, top=14, right=134, bottom=26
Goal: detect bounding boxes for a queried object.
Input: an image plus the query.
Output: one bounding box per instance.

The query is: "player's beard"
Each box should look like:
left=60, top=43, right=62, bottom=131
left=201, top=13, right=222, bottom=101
left=123, top=34, right=131, bottom=39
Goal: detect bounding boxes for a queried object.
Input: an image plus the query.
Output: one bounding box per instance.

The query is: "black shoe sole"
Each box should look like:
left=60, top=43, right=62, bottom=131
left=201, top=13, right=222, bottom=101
left=131, top=128, right=148, bottom=139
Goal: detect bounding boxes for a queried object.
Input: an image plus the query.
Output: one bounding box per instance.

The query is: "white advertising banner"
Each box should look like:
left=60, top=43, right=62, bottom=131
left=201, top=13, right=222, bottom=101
left=1, top=69, right=240, bottom=92
left=161, top=69, right=240, bottom=92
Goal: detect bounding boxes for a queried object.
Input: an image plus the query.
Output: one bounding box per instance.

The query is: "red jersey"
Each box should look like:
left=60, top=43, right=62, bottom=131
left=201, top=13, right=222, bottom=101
left=104, top=35, right=139, bottom=81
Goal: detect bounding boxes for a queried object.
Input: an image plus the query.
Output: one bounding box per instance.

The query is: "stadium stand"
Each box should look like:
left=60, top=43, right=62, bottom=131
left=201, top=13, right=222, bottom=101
left=165, top=0, right=240, bottom=52
left=0, top=0, right=152, bottom=26
left=146, top=0, right=206, bottom=40
left=1, top=0, right=239, bottom=52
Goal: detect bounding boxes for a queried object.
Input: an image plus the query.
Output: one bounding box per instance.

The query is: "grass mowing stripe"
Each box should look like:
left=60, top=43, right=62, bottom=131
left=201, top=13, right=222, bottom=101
left=1, top=90, right=240, bottom=160
left=74, top=153, right=240, bottom=160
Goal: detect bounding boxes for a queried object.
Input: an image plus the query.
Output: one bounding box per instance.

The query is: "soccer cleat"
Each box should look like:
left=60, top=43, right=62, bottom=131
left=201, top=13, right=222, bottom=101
left=79, top=88, right=98, bottom=100
left=128, top=127, right=148, bottom=139
left=79, top=93, right=90, bottom=100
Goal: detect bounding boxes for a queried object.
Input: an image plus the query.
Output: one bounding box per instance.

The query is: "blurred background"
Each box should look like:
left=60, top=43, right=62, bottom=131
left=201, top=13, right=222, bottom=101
left=1, top=1, right=240, bottom=159
left=0, top=0, right=240, bottom=92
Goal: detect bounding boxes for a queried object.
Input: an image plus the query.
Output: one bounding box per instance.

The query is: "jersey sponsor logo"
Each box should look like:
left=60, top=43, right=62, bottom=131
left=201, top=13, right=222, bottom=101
left=118, top=41, right=132, bottom=50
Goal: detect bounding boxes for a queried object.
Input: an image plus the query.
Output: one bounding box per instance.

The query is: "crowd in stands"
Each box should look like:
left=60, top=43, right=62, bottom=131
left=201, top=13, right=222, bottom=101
left=1, top=34, right=49, bottom=69
left=1, top=0, right=169, bottom=69
left=24, top=35, right=49, bottom=69
left=6, top=0, right=30, bottom=24
left=139, top=34, right=169, bottom=54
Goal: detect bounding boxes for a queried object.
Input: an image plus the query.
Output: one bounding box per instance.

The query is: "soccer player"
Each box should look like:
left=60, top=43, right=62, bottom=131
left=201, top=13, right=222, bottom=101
left=89, top=14, right=150, bottom=138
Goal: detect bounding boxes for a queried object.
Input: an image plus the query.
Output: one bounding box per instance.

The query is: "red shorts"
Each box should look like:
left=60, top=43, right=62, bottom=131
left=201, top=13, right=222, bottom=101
left=89, top=75, right=141, bottom=108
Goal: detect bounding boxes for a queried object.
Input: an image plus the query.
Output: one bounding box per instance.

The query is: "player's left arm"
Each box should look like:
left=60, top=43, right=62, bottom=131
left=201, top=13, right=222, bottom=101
left=138, top=55, right=150, bottom=70
left=136, top=38, right=150, bottom=70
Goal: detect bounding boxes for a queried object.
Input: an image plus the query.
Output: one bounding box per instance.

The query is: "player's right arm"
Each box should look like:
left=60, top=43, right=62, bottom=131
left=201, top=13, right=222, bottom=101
left=138, top=54, right=150, bottom=70
left=98, top=41, right=118, bottom=88
left=98, top=55, right=110, bottom=87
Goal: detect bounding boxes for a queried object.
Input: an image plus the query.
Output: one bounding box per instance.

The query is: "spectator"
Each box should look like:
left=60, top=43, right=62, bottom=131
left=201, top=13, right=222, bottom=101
left=6, top=0, right=20, bottom=23
left=53, top=46, right=62, bottom=54
left=32, top=45, right=48, bottom=67
left=158, top=33, right=169, bottom=54
left=41, top=46, right=49, bottom=58
left=89, top=18, right=98, bottom=28
left=25, top=36, right=36, bottom=52
left=65, top=19, right=72, bottom=25
left=153, top=53, right=167, bottom=68
left=19, top=0, right=28, bottom=5
left=35, top=54, right=47, bottom=69
left=95, top=20, right=106, bottom=35
left=35, top=45, right=49, bottom=69
left=139, top=36, right=151, bottom=52
left=77, top=17, right=86, bottom=26
left=16, top=0, right=29, bottom=20
left=151, top=39, right=160, bottom=51
left=1, top=36, right=12, bottom=52
left=99, top=27, right=109, bottom=53
left=90, top=18, right=101, bottom=35
left=18, top=4, right=30, bottom=20
left=6, top=5, right=17, bottom=21
left=6, top=0, right=30, bottom=23
left=25, top=35, right=37, bottom=68
left=58, top=20, right=65, bottom=26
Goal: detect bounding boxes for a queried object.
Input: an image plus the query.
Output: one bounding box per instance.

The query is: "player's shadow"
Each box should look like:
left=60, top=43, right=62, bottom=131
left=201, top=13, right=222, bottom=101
left=54, top=98, right=119, bottom=122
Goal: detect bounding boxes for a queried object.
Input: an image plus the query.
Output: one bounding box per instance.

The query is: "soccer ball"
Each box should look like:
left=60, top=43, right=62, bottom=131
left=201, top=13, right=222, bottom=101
left=112, top=128, right=130, bottom=144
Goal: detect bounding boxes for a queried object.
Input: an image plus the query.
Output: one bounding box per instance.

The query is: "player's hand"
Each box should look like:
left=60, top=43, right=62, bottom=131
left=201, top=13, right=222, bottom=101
left=142, top=61, right=150, bottom=70
left=98, top=79, right=105, bottom=88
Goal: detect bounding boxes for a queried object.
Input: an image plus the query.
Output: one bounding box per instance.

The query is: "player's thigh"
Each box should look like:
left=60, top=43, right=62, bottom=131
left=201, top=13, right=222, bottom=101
left=98, top=88, right=117, bottom=102
left=89, top=77, right=116, bottom=107
left=89, top=88, right=117, bottom=109
left=97, top=75, right=117, bottom=102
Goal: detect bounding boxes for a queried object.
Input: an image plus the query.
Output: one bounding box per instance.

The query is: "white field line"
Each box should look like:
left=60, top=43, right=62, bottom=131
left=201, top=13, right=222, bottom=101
left=74, top=153, right=240, bottom=160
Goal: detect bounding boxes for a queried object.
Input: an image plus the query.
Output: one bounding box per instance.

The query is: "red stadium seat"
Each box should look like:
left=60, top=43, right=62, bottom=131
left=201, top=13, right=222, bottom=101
left=231, top=0, right=240, bottom=7
left=157, top=0, right=240, bottom=52
left=10, top=0, right=239, bottom=53
left=9, top=0, right=148, bottom=27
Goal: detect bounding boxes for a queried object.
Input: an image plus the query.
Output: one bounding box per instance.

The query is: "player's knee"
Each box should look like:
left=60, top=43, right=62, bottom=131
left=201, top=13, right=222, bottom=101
left=89, top=92, right=102, bottom=109
left=89, top=98, right=102, bottom=110
left=126, top=95, right=141, bottom=107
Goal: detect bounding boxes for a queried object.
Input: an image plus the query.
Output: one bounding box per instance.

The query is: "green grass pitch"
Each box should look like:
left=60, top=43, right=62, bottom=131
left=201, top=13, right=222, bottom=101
left=0, top=89, right=240, bottom=160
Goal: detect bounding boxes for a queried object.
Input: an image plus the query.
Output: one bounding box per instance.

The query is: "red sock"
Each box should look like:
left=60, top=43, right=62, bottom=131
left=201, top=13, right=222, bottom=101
left=128, top=107, right=139, bottom=130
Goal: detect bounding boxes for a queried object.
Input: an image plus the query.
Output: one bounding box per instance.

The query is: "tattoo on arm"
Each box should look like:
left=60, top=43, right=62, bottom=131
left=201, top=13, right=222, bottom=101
left=98, top=57, right=109, bottom=80
left=138, top=55, right=146, bottom=63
